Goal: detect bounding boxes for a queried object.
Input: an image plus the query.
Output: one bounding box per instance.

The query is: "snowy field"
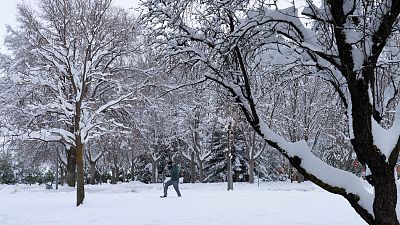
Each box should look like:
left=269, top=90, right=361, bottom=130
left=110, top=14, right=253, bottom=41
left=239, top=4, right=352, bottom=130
left=0, top=181, right=367, bottom=225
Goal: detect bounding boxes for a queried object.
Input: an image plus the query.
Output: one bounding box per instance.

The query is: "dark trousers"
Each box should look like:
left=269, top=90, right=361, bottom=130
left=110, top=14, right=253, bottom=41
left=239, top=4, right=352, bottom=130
left=164, top=179, right=181, bottom=197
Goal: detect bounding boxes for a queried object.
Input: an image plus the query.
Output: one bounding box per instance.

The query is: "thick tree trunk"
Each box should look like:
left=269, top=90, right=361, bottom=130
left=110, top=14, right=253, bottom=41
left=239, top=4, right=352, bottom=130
left=66, top=146, right=76, bottom=187
left=349, top=76, right=399, bottom=225
left=76, top=141, right=85, bottom=206
left=190, top=152, right=195, bottom=183
left=372, top=168, right=398, bottom=225
left=248, top=158, right=255, bottom=183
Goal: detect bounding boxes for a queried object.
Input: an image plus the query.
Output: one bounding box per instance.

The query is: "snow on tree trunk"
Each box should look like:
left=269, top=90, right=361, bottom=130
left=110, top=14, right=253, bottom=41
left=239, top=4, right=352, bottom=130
left=348, top=76, right=399, bottom=225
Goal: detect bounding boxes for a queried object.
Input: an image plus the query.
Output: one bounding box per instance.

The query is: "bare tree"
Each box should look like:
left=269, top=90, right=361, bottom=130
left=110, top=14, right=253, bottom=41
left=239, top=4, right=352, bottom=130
left=241, top=128, right=266, bottom=183
left=143, top=0, right=400, bottom=224
left=5, top=0, right=138, bottom=206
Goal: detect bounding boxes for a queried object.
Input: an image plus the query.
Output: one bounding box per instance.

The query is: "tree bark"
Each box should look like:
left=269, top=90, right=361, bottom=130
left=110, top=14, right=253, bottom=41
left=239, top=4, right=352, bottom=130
left=60, top=167, right=64, bottom=186
left=198, top=161, right=204, bottom=183
left=73, top=91, right=85, bottom=206
left=248, top=158, right=255, bottom=183
left=227, top=123, right=233, bottom=191
left=349, top=78, right=399, bottom=225
left=131, top=161, right=135, bottom=182
left=131, top=152, right=135, bottom=182
left=55, top=156, right=59, bottom=190
left=190, top=151, right=195, bottom=183
left=66, top=146, right=76, bottom=187
left=372, top=168, right=398, bottom=225
left=76, top=140, right=85, bottom=206
left=111, top=166, right=119, bottom=184
left=151, top=159, right=158, bottom=183
left=89, top=161, right=96, bottom=185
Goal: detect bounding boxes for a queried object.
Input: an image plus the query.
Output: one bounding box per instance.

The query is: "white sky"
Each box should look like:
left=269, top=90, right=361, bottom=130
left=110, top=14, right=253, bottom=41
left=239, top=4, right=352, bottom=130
left=0, top=0, right=309, bottom=53
left=0, top=0, right=21, bottom=52
left=0, top=0, right=140, bottom=53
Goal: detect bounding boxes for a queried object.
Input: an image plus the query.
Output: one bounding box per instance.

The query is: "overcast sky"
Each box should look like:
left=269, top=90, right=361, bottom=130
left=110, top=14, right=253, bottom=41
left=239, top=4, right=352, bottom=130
left=0, top=0, right=20, bottom=52
left=0, top=0, right=309, bottom=53
left=0, top=0, right=140, bottom=53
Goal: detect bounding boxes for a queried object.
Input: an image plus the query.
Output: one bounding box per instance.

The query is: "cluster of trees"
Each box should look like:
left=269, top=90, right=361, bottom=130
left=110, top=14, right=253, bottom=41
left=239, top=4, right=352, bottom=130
left=1, top=0, right=400, bottom=224
left=0, top=87, right=310, bottom=185
left=142, top=0, right=400, bottom=224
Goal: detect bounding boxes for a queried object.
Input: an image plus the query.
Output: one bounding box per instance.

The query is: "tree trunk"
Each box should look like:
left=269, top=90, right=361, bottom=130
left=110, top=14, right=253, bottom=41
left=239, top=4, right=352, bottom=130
left=55, top=158, right=59, bottom=190
left=190, top=151, right=195, bottom=183
left=131, top=156, right=135, bottom=182
left=198, top=161, right=204, bottom=183
left=111, top=166, right=119, bottom=184
left=227, top=124, right=233, bottom=191
left=116, top=167, right=120, bottom=183
left=372, top=168, right=398, bottom=225
left=76, top=141, right=85, bottom=206
left=111, top=167, right=116, bottom=184
left=60, top=167, right=64, bottom=186
left=348, top=74, right=399, bottom=225
left=89, top=161, right=96, bottom=185
left=151, top=160, right=158, bottom=183
left=131, top=163, right=135, bottom=182
left=66, top=146, right=76, bottom=187
left=99, top=171, right=103, bottom=185
left=227, top=152, right=233, bottom=190
left=248, top=158, right=255, bottom=183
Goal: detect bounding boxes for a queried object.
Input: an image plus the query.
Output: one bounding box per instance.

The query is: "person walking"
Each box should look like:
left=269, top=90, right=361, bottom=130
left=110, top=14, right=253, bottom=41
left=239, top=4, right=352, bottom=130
left=161, top=160, right=181, bottom=198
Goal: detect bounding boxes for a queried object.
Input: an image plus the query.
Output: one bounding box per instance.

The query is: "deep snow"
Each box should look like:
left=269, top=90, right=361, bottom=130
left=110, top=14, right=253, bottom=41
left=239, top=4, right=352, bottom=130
left=0, top=181, right=366, bottom=225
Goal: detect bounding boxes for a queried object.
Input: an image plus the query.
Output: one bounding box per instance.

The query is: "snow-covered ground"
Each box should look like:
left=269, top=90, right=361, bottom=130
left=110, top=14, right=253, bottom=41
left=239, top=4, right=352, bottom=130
left=0, top=181, right=366, bottom=225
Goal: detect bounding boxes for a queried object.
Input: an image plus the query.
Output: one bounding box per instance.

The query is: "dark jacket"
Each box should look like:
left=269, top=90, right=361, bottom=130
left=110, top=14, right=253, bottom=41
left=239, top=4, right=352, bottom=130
left=170, top=164, right=179, bottom=181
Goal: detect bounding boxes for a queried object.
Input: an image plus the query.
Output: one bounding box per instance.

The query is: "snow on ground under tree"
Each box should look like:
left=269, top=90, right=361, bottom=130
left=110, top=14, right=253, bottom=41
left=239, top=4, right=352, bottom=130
left=0, top=181, right=367, bottom=225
